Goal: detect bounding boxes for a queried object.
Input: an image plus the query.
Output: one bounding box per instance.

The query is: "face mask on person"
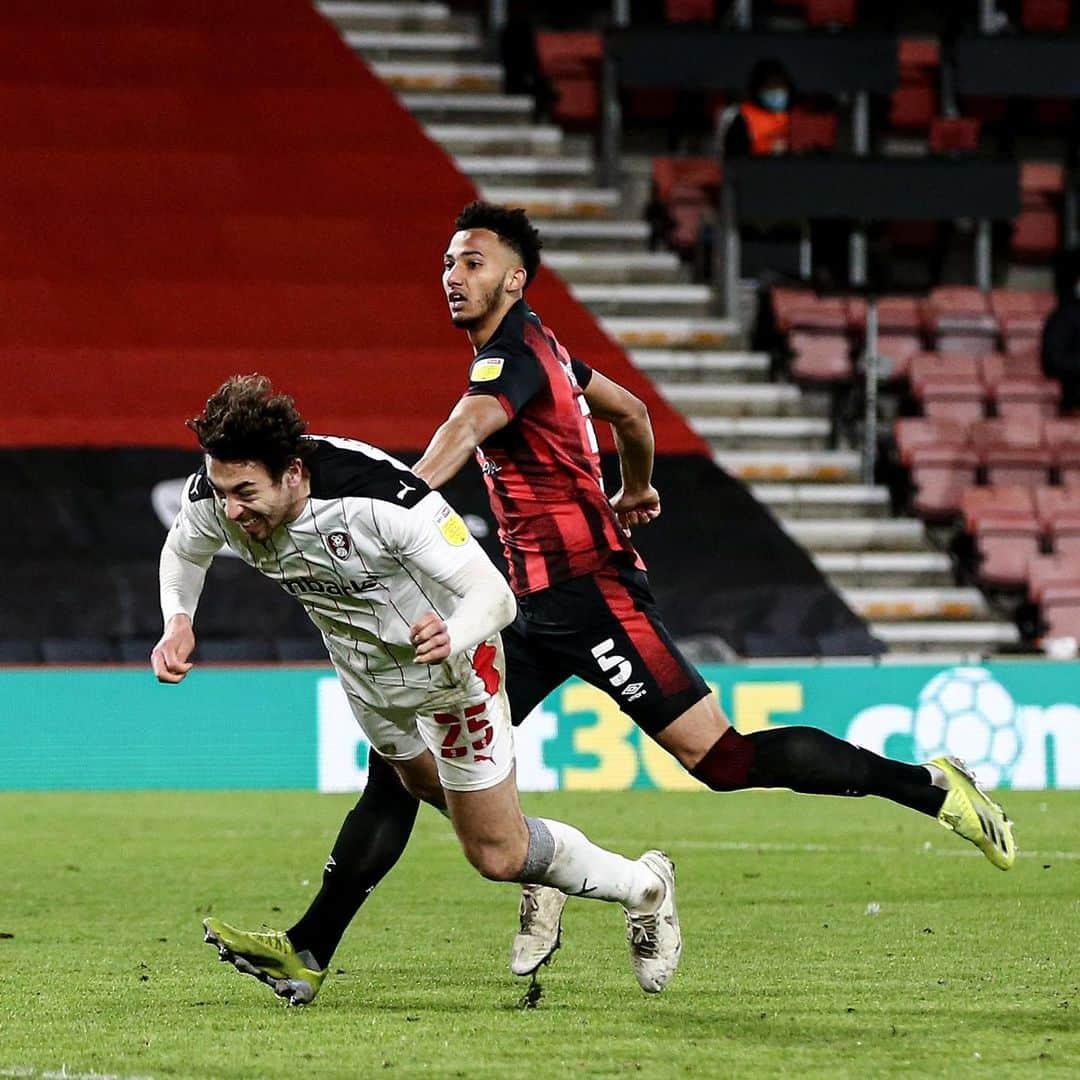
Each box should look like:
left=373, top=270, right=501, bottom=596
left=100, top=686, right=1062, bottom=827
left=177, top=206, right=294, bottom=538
left=758, top=88, right=789, bottom=112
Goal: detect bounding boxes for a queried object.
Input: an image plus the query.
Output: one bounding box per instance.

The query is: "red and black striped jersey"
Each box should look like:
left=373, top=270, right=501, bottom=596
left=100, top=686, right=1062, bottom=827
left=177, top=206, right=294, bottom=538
left=463, top=300, right=645, bottom=596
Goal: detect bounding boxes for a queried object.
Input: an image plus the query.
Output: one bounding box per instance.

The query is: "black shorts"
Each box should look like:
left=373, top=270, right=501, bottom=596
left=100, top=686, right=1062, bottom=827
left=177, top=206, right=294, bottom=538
left=502, top=562, right=710, bottom=737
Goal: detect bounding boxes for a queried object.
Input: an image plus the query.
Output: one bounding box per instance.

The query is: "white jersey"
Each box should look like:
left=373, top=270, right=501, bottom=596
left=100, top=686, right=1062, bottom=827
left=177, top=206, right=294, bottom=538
left=170, top=435, right=492, bottom=706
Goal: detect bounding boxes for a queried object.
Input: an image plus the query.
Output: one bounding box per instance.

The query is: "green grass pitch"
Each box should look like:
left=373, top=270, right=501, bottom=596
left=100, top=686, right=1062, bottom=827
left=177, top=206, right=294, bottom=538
left=1, top=789, right=1077, bottom=1079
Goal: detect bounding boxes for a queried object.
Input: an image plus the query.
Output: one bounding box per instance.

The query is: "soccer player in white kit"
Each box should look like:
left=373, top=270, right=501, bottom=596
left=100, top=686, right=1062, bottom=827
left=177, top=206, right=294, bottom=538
left=151, top=374, right=680, bottom=1003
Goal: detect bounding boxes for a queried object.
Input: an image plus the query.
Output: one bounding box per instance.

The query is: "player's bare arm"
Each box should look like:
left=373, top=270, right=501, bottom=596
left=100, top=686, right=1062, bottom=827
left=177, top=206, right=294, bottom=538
left=413, top=394, right=509, bottom=489
left=582, top=370, right=660, bottom=530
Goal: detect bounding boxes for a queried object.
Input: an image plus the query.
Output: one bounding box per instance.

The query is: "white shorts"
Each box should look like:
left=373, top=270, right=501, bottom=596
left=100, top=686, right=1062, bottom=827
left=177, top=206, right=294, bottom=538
left=327, top=636, right=515, bottom=793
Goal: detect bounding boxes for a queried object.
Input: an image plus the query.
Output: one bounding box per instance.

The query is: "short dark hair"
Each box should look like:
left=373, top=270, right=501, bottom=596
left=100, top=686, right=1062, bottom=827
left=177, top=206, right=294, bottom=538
left=187, top=374, right=310, bottom=480
left=454, top=200, right=542, bottom=287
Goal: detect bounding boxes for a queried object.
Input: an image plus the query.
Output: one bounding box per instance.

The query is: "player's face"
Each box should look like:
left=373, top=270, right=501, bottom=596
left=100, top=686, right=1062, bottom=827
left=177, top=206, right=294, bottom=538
left=205, top=457, right=306, bottom=542
left=442, top=229, right=522, bottom=328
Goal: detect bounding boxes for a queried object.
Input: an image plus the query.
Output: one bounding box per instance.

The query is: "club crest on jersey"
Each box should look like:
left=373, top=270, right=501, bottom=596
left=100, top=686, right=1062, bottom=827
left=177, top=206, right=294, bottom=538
left=470, top=356, right=504, bottom=383
left=434, top=505, right=469, bottom=547
left=325, top=531, right=352, bottom=560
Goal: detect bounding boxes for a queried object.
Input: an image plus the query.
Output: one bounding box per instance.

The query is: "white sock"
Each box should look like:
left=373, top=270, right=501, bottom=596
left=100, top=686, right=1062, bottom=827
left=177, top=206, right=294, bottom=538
left=531, top=817, right=663, bottom=914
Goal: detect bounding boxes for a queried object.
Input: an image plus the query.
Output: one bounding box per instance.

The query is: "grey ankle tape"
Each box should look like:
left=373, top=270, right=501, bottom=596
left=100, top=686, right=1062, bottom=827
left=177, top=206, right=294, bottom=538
left=519, top=816, right=557, bottom=881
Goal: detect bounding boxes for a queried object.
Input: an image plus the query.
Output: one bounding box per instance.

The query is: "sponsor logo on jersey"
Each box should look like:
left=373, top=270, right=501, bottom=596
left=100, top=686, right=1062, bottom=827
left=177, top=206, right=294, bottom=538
left=325, top=531, right=352, bottom=560
left=434, top=504, right=469, bottom=546
left=470, top=356, right=505, bottom=383
left=283, top=576, right=380, bottom=597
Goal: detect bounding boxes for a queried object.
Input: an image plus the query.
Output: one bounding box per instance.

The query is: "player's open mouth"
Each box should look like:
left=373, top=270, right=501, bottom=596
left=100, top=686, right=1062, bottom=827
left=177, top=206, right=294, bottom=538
left=448, top=292, right=467, bottom=311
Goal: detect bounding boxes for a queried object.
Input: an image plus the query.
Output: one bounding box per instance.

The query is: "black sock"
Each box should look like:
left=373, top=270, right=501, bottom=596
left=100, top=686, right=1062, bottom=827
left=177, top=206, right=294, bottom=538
left=746, top=727, right=946, bottom=817
left=287, top=753, right=419, bottom=970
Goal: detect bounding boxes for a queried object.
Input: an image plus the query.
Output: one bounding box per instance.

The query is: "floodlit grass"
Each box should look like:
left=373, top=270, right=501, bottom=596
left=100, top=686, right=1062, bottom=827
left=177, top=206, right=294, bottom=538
left=0, top=789, right=1076, bottom=1079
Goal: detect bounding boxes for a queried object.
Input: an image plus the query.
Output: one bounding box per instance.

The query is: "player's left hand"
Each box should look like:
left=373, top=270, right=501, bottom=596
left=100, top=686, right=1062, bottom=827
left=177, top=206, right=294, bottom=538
left=610, top=485, right=661, bottom=534
left=410, top=611, right=451, bottom=664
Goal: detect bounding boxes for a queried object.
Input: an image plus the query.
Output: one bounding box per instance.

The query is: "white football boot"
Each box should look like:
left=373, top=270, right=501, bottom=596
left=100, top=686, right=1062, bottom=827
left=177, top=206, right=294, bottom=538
left=623, top=850, right=681, bottom=993
left=510, top=884, right=568, bottom=976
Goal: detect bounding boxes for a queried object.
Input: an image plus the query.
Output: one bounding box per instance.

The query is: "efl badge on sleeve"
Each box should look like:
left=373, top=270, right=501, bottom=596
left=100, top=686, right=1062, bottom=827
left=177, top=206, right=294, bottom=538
left=469, top=357, right=505, bottom=383
left=434, top=505, right=469, bottom=546
left=326, top=531, right=352, bottom=560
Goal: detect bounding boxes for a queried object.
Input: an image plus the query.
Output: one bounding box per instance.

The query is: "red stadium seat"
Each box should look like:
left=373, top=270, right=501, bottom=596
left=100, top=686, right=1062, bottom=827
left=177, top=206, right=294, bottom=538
left=974, top=514, right=1043, bottom=588
left=972, top=418, right=1053, bottom=488
left=1028, top=554, right=1080, bottom=603
left=928, top=117, right=981, bottom=156
left=961, top=484, right=1036, bottom=533
left=888, top=38, right=938, bottom=134
left=894, top=416, right=968, bottom=465
left=994, top=376, right=1061, bottom=423
left=806, top=0, right=858, bottom=27
left=979, top=351, right=1042, bottom=391
left=790, top=334, right=853, bottom=383
left=1035, top=485, right=1080, bottom=529
left=909, top=444, right=979, bottom=521
left=665, top=0, right=716, bottom=20
left=535, top=32, right=603, bottom=130
left=790, top=108, right=839, bottom=154
left=1040, top=584, right=1080, bottom=640
left=1048, top=512, right=1080, bottom=556
left=1044, top=419, right=1080, bottom=486
left=1021, top=0, right=1072, bottom=32
left=651, top=156, right=721, bottom=257
left=875, top=333, right=923, bottom=381
left=923, top=287, right=997, bottom=355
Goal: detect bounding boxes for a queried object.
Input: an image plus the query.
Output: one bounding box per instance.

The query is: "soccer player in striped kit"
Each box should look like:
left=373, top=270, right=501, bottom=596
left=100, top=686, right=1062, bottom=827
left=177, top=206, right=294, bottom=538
left=154, top=375, right=680, bottom=1005
left=199, top=203, right=1015, bottom=1005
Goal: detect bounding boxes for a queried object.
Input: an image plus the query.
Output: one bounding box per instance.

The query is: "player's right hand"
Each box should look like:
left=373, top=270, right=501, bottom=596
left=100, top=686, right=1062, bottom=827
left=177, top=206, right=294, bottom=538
left=150, top=615, right=196, bottom=683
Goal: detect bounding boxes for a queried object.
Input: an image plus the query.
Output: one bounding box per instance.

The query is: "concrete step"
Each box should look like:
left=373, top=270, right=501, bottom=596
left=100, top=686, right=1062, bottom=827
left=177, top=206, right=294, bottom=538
left=572, top=282, right=713, bottom=316
left=716, top=450, right=860, bottom=483
left=843, top=587, right=990, bottom=621
left=601, top=316, right=740, bottom=349
left=631, top=349, right=769, bottom=383
left=400, top=92, right=533, bottom=123
left=344, top=29, right=480, bottom=60
left=371, top=61, right=501, bottom=92
left=752, top=484, right=891, bottom=519
left=456, top=154, right=595, bottom=187
left=479, top=186, right=620, bottom=218
left=692, top=416, right=831, bottom=451
left=426, top=123, right=563, bottom=156
left=660, top=383, right=806, bottom=417
left=318, top=2, right=454, bottom=32
left=872, top=621, right=1020, bottom=652
left=784, top=517, right=928, bottom=551
left=543, top=251, right=680, bottom=283
left=531, top=219, right=651, bottom=250
left=814, top=551, right=954, bottom=587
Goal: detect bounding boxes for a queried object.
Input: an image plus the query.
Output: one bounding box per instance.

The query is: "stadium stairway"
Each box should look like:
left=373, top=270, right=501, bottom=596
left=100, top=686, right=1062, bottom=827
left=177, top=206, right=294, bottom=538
left=324, top=1, right=1019, bottom=660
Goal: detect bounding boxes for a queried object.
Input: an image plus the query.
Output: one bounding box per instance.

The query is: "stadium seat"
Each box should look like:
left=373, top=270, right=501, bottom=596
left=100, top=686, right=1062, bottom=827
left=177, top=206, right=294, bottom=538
left=909, top=444, right=979, bottom=520
left=1021, top=0, right=1072, bottom=32
left=923, top=287, right=998, bottom=355
left=665, top=0, right=716, bottom=20
left=873, top=333, right=923, bottom=381
left=650, top=156, right=721, bottom=258
left=875, top=295, right=923, bottom=333
left=1013, top=162, right=1064, bottom=264
left=979, top=351, right=1042, bottom=392
left=1044, top=419, right=1080, bottom=486
left=993, top=376, right=1061, bottom=423
left=535, top=32, right=603, bottom=131
left=928, top=117, right=981, bottom=156
left=974, top=513, right=1043, bottom=588
left=888, top=38, right=938, bottom=134
left=777, top=293, right=849, bottom=334
left=894, top=416, right=968, bottom=465
left=789, top=108, right=839, bottom=154
left=1048, top=512, right=1080, bottom=556
left=972, top=418, right=1053, bottom=488
left=1028, top=553, right=1080, bottom=602
left=1040, top=584, right=1080, bottom=640
left=1035, top=484, right=1080, bottom=529
left=806, top=0, right=857, bottom=27
left=961, top=484, right=1036, bottom=533
left=909, top=352, right=985, bottom=423
left=789, top=333, right=853, bottom=382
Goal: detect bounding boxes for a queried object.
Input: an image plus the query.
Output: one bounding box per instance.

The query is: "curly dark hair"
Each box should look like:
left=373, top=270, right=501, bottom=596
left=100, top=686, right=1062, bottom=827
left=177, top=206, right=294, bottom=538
left=187, top=374, right=310, bottom=480
left=454, top=200, right=542, bottom=287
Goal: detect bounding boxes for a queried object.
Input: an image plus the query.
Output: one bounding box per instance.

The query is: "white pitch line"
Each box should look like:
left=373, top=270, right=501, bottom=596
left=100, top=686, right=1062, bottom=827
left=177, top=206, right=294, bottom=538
left=671, top=839, right=1079, bottom=860
left=0, top=1070, right=156, bottom=1080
